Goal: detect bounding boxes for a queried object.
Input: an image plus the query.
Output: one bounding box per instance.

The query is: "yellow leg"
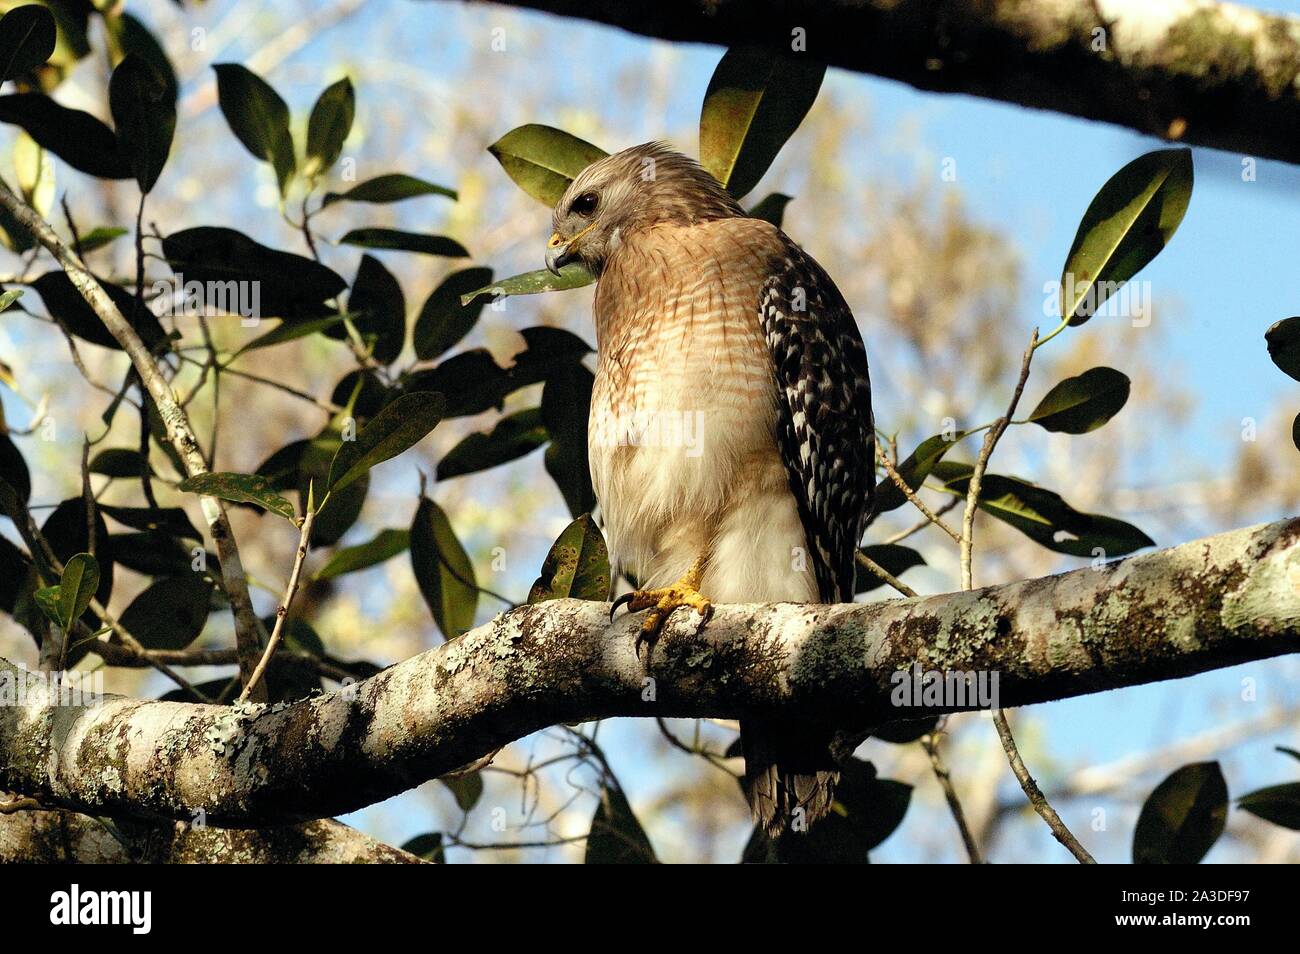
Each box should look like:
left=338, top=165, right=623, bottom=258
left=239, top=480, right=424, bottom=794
left=618, top=557, right=714, bottom=654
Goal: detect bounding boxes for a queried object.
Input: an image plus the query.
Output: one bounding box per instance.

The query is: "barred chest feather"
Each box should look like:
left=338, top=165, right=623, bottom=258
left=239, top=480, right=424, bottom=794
left=588, top=217, right=819, bottom=603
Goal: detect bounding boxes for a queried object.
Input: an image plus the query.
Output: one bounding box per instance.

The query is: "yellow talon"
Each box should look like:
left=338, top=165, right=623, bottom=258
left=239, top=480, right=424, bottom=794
left=621, top=558, right=713, bottom=655
left=630, top=583, right=713, bottom=634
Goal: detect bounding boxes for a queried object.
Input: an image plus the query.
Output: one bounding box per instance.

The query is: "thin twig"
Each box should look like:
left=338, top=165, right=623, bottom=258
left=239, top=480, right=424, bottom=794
left=920, top=722, right=982, bottom=864
left=239, top=507, right=316, bottom=702
left=960, top=330, right=1037, bottom=591
left=880, top=497, right=961, bottom=545
left=876, top=446, right=964, bottom=544
left=854, top=549, right=918, bottom=598
left=88, top=639, right=366, bottom=685
left=654, top=717, right=740, bottom=776
left=207, top=360, right=344, bottom=414
left=992, top=709, right=1096, bottom=863
left=958, top=326, right=1095, bottom=864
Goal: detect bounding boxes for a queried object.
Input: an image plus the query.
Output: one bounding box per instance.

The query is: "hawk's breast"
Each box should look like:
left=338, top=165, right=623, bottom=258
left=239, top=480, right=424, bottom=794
left=588, top=218, right=793, bottom=586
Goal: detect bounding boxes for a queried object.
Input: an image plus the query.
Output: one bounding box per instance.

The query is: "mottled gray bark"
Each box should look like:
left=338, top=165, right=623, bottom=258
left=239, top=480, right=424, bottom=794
left=1, top=517, right=1296, bottom=828
left=0, top=810, right=422, bottom=863
left=464, top=0, right=1300, bottom=165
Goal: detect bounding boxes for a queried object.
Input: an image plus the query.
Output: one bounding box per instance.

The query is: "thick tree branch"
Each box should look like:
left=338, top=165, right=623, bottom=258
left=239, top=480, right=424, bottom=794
left=465, top=0, right=1300, bottom=165
left=0, top=179, right=268, bottom=697
left=1, top=516, right=1296, bottom=828
left=0, top=810, right=422, bottom=863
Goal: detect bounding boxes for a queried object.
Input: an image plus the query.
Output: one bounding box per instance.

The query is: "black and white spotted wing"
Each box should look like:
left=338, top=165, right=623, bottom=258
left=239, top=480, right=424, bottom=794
left=760, top=243, right=876, bottom=603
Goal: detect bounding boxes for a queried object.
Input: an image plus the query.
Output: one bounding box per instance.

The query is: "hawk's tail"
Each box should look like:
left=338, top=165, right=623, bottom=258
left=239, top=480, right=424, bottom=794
left=740, top=718, right=840, bottom=837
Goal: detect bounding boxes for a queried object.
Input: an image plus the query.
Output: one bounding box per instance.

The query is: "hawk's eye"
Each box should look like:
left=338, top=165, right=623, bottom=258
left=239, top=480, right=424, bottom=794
left=571, top=191, right=599, bottom=217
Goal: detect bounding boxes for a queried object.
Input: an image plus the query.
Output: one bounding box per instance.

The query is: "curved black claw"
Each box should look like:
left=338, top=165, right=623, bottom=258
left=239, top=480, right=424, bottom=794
left=634, top=625, right=660, bottom=661
left=610, top=592, right=635, bottom=622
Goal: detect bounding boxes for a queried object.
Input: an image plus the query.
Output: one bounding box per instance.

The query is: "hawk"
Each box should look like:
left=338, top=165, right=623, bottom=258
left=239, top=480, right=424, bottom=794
left=545, top=143, right=876, bottom=836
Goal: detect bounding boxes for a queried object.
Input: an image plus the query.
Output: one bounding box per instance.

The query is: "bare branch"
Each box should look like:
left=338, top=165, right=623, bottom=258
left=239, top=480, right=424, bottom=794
left=239, top=507, right=317, bottom=702
left=1, top=516, right=1296, bottom=828
left=465, top=0, right=1300, bottom=166
left=0, top=810, right=422, bottom=864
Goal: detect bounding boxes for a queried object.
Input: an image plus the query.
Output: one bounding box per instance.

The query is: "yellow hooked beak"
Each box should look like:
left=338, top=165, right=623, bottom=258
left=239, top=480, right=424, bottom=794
left=545, top=232, right=571, bottom=276
left=544, top=221, right=597, bottom=276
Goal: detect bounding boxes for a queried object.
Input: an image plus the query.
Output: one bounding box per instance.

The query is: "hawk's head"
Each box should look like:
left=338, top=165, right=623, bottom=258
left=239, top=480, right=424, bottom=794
left=546, top=142, right=743, bottom=276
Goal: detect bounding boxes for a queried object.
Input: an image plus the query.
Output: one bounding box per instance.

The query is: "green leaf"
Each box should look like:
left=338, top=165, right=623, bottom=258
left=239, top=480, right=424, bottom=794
left=931, top=461, right=1154, bottom=558
left=342, top=254, right=405, bottom=365
left=323, top=173, right=456, bottom=207
left=162, top=227, right=346, bottom=317
left=312, top=528, right=409, bottom=582
left=409, top=496, right=477, bottom=641
left=331, top=369, right=388, bottom=418
left=118, top=574, right=214, bottom=650
left=1025, top=366, right=1131, bottom=434
left=104, top=11, right=178, bottom=106
left=528, top=514, right=610, bottom=603
left=1061, top=148, right=1193, bottom=325
left=414, top=266, right=493, bottom=361
left=488, top=124, right=607, bottom=207
left=0, top=4, right=56, bottom=82
left=1265, top=316, right=1300, bottom=383
left=440, top=773, right=483, bottom=812
left=458, top=263, right=593, bottom=306
left=585, top=785, right=656, bottom=864
left=177, top=472, right=297, bottom=523
left=0, top=287, right=22, bottom=311
left=0, top=535, right=44, bottom=644
left=438, top=407, right=547, bottom=480
left=401, top=832, right=445, bottom=863
left=57, top=552, right=98, bottom=630
left=0, top=432, right=30, bottom=502
left=507, top=326, right=594, bottom=389
left=855, top=544, right=925, bottom=593
left=542, top=364, right=595, bottom=517
left=0, top=94, right=131, bottom=179
left=873, top=433, right=965, bottom=514
left=112, top=532, right=213, bottom=579
left=99, top=504, right=199, bottom=541
left=405, top=350, right=509, bottom=419
left=873, top=716, right=939, bottom=745
left=299, top=412, right=367, bottom=548
left=33, top=584, right=60, bottom=628
left=40, top=499, right=112, bottom=619
left=27, top=0, right=89, bottom=73
left=232, top=312, right=351, bottom=357
left=340, top=228, right=469, bottom=258
left=699, top=47, right=825, bottom=200
left=1133, top=762, right=1227, bottom=864
left=89, top=448, right=152, bottom=479
left=1238, top=782, right=1300, bottom=830
left=75, top=226, right=128, bottom=254
left=747, top=192, right=792, bottom=226
left=109, top=53, right=175, bottom=193
left=32, top=271, right=166, bottom=350
left=213, top=63, right=295, bottom=197
left=304, top=76, right=353, bottom=179
left=326, top=391, right=445, bottom=496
